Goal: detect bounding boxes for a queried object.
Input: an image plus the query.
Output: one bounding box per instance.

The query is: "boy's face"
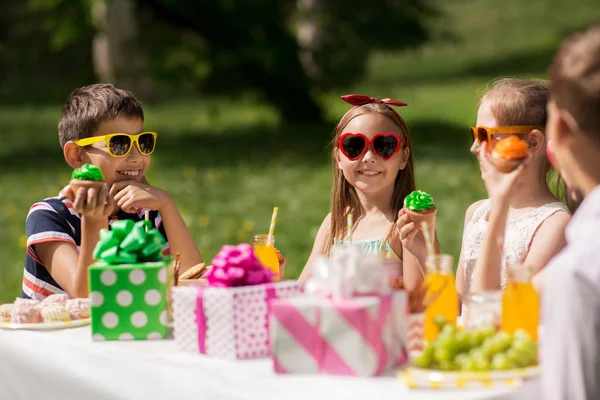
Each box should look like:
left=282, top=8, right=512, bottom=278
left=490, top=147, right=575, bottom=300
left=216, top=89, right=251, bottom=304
left=80, top=116, right=150, bottom=187
left=546, top=101, right=576, bottom=187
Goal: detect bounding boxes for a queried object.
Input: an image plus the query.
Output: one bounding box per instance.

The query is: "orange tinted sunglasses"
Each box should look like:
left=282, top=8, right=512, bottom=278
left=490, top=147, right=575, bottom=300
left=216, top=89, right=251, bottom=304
left=471, top=126, right=542, bottom=150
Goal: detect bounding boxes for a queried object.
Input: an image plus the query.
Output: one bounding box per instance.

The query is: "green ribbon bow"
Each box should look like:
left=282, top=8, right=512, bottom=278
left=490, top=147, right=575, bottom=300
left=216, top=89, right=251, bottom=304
left=93, top=219, right=167, bottom=264
left=72, top=164, right=104, bottom=181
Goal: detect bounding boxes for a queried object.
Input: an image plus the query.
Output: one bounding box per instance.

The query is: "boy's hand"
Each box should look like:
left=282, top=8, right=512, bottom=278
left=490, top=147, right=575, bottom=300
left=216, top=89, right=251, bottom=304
left=67, top=184, right=115, bottom=221
left=110, top=180, right=171, bottom=213
left=395, top=209, right=435, bottom=262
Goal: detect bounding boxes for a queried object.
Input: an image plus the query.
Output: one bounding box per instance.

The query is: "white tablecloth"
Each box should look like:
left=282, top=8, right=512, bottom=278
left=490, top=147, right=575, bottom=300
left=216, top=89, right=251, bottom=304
left=0, top=327, right=538, bottom=400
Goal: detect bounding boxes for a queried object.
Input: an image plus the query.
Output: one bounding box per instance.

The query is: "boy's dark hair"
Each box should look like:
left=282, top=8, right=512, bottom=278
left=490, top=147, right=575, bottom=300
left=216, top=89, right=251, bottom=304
left=549, top=23, right=600, bottom=138
left=58, top=84, right=144, bottom=148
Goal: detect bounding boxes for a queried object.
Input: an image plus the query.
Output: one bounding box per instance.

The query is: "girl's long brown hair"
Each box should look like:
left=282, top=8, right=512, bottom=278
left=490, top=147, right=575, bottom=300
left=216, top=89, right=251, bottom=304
left=482, top=78, right=578, bottom=212
left=325, top=103, right=416, bottom=255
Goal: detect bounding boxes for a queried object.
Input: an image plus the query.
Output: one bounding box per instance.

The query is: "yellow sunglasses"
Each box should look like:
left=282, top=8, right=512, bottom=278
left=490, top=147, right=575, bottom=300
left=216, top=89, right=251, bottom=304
left=471, top=126, right=542, bottom=150
left=75, top=132, right=157, bottom=157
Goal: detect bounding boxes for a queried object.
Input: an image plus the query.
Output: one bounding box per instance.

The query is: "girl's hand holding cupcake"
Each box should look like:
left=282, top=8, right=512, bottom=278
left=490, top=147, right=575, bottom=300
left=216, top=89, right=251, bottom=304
left=479, top=140, right=529, bottom=204
left=395, top=209, right=435, bottom=265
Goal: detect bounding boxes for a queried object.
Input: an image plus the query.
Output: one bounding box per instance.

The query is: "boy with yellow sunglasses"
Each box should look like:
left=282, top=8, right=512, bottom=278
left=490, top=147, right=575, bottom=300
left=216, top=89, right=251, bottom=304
left=21, top=84, right=202, bottom=300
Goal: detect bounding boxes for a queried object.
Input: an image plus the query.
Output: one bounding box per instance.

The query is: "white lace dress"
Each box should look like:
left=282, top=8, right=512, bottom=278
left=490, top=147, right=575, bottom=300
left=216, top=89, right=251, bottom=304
left=461, top=200, right=568, bottom=314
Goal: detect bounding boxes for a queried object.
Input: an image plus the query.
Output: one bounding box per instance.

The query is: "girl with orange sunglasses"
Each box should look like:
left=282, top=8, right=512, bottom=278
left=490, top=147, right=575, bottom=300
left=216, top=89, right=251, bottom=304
left=457, top=79, right=572, bottom=315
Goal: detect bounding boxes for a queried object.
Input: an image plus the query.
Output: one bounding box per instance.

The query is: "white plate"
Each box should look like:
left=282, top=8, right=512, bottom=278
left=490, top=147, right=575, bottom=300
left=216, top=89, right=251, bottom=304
left=0, top=318, right=90, bottom=331
left=399, top=366, right=539, bottom=389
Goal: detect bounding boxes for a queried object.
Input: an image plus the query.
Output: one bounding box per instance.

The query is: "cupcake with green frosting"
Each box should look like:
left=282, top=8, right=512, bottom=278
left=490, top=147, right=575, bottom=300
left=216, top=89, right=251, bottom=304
left=70, top=164, right=105, bottom=194
left=402, top=190, right=437, bottom=225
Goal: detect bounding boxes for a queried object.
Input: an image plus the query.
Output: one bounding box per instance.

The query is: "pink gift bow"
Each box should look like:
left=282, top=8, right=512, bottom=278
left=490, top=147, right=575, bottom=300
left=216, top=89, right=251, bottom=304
left=194, top=243, right=277, bottom=357
left=205, top=243, right=274, bottom=287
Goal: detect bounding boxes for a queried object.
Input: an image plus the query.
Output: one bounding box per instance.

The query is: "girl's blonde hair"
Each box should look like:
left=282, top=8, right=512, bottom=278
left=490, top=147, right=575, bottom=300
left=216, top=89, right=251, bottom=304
left=325, top=102, right=416, bottom=255
left=481, top=78, right=576, bottom=211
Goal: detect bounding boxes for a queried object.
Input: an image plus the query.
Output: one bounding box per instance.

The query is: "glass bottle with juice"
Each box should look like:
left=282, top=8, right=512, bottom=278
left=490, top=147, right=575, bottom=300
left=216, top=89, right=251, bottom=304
left=501, top=264, right=539, bottom=341
left=378, top=248, right=403, bottom=290
left=423, top=254, right=458, bottom=342
left=252, top=234, right=280, bottom=281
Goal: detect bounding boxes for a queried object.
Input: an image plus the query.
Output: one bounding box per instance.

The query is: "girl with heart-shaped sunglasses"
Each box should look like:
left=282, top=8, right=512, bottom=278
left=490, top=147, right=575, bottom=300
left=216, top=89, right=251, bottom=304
left=337, top=132, right=403, bottom=161
left=299, top=94, right=435, bottom=291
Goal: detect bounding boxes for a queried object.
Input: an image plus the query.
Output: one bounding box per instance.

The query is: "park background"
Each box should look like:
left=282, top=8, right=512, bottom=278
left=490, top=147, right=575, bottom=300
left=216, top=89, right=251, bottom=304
left=1, top=0, right=599, bottom=302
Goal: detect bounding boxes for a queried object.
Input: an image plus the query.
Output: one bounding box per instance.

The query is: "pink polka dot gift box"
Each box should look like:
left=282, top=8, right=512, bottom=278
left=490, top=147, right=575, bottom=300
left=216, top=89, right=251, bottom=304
left=89, top=219, right=170, bottom=341
left=171, top=243, right=304, bottom=359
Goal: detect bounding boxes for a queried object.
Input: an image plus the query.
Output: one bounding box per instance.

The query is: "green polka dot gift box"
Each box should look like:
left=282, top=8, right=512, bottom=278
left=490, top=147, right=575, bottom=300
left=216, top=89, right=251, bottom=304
left=89, top=219, right=171, bottom=341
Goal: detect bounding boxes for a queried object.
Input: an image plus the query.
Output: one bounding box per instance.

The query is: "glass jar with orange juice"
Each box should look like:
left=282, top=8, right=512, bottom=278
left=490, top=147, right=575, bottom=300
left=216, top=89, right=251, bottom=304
left=501, top=264, right=539, bottom=341
left=253, top=234, right=280, bottom=281
left=423, top=254, right=458, bottom=342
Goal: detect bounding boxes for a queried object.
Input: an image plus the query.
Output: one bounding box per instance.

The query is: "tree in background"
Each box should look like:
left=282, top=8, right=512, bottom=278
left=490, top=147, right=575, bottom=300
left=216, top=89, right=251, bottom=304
left=0, top=0, right=439, bottom=121
left=294, top=0, right=439, bottom=89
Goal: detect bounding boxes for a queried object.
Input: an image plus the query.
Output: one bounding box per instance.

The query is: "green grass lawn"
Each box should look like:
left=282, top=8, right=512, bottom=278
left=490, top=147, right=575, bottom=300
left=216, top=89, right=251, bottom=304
left=1, top=0, right=599, bottom=303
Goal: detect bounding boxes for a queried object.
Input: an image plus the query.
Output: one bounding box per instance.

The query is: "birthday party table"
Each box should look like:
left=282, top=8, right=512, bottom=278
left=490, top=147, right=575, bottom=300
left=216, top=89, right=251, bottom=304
left=0, top=327, right=539, bottom=400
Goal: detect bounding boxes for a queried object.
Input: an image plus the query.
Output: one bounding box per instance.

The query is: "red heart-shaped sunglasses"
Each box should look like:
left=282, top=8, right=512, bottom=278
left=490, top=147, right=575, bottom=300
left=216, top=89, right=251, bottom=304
left=338, top=132, right=403, bottom=161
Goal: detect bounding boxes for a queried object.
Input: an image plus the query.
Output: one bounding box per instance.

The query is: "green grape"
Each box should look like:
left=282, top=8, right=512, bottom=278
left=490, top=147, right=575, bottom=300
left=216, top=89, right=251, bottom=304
left=414, top=352, right=432, bottom=368
left=512, top=338, right=538, bottom=366
left=438, top=335, right=459, bottom=357
left=413, top=344, right=435, bottom=368
left=505, top=348, right=527, bottom=368
left=474, top=356, right=491, bottom=371
left=492, top=331, right=513, bottom=352
left=434, top=345, right=453, bottom=363
left=513, top=329, right=532, bottom=343
left=478, top=325, right=497, bottom=340
left=454, top=353, right=470, bottom=367
left=459, top=357, right=478, bottom=371
left=470, top=349, right=491, bottom=371
left=440, top=324, right=458, bottom=338
left=423, top=343, right=436, bottom=359
left=491, top=353, right=511, bottom=370
left=523, top=347, right=538, bottom=367
left=439, top=360, right=458, bottom=371
left=480, top=338, right=498, bottom=358
left=455, top=331, right=472, bottom=354
left=473, top=330, right=488, bottom=346
left=464, top=331, right=479, bottom=350
left=434, top=315, right=447, bottom=331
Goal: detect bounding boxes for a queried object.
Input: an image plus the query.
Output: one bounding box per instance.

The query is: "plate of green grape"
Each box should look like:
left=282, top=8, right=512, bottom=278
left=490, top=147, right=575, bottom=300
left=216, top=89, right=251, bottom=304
left=399, top=319, right=539, bottom=389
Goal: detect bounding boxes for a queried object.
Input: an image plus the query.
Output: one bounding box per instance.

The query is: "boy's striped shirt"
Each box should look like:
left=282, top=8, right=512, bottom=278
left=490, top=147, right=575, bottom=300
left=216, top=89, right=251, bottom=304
left=22, top=187, right=169, bottom=300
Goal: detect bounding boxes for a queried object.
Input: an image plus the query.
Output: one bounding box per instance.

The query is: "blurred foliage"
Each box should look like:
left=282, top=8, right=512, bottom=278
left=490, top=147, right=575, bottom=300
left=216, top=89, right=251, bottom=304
left=0, top=0, right=440, bottom=120
left=292, top=0, right=443, bottom=89
left=0, top=1, right=96, bottom=103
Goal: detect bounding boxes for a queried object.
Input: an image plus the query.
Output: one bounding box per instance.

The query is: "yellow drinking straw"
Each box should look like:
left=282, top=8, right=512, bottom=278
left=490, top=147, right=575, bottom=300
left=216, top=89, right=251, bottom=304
left=347, top=213, right=353, bottom=244
left=144, top=209, right=150, bottom=233
left=419, top=221, right=435, bottom=277
left=420, top=221, right=435, bottom=256
left=268, top=207, right=279, bottom=245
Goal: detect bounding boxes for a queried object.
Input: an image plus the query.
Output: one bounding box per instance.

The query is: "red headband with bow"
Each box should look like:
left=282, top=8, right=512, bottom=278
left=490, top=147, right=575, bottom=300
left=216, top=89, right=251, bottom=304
left=340, top=94, right=407, bottom=108
left=337, top=94, right=410, bottom=148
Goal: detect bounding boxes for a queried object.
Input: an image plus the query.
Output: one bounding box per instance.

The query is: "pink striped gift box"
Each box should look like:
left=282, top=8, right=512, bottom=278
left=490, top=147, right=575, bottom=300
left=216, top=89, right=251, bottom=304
left=269, top=292, right=408, bottom=376
left=172, top=281, right=303, bottom=359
